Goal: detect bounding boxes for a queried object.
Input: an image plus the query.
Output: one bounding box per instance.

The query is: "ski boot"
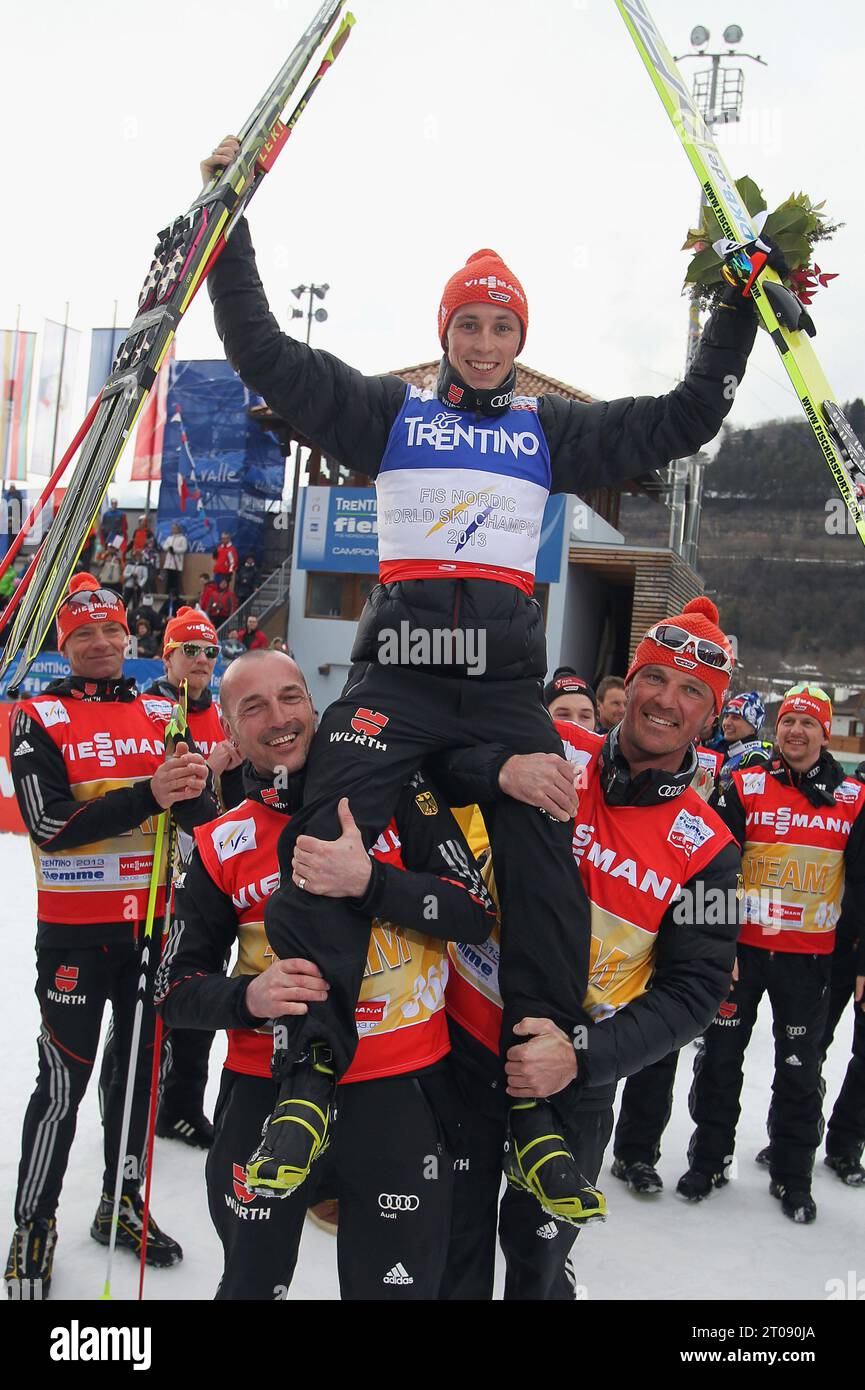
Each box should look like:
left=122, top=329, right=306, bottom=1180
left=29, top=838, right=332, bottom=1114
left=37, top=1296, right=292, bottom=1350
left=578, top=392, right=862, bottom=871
left=155, top=1110, right=215, bottom=1150
left=90, top=1192, right=183, bottom=1266
left=246, top=1043, right=335, bottom=1196
left=676, top=1167, right=728, bottom=1202
left=5, top=1218, right=57, bottom=1299
left=824, top=1154, right=865, bottom=1187
left=504, top=1100, right=606, bottom=1226
left=770, top=1180, right=817, bottom=1224
left=611, top=1157, right=663, bottom=1195
left=755, top=1145, right=771, bottom=1168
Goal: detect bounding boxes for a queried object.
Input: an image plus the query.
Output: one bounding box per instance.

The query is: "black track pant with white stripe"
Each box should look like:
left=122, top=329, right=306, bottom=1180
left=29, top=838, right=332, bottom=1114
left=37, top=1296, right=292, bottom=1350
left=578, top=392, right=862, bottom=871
left=14, top=940, right=156, bottom=1224
left=208, top=1068, right=454, bottom=1300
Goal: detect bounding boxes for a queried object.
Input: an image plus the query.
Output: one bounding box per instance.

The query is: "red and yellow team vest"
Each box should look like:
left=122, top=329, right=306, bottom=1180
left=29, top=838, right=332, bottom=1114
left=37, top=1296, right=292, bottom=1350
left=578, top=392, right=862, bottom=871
left=194, top=799, right=451, bottom=1084
left=18, top=692, right=175, bottom=924
left=447, top=721, right=735, bottom=1052
left=733, top=766, right=865, bottom=954
left=186, top=701, right=226, bottom=757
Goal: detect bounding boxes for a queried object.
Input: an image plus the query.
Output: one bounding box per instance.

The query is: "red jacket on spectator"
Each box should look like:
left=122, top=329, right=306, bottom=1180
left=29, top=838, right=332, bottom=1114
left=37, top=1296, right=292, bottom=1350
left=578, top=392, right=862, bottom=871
left=213, top=539, right=238, bottom=578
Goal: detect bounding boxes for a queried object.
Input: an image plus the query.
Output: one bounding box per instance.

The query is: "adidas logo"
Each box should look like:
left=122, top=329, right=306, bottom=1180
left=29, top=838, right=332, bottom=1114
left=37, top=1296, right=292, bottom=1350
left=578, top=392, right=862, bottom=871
left=14, top=740, right=34, bottom=756
left=382, top=1262, right=413, bottom=1285
left=785, top=1054, right=803, bottom=1067
left=536, top=1221, right=558, bottom=1240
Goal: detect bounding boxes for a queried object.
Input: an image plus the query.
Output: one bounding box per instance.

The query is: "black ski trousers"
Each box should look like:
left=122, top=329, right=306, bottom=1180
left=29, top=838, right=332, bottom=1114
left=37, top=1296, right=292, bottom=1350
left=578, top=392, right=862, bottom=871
left=207, top=1067, right=454, bottom=1300
left=687, top=942, right=831, bottom=1187
left=15, top=940, right=156, bottom=1223
left=612, top=1047, right=681, bottom=1167
left=821, top=929, right=864, bottom=1162
left=159, top=1027, right=214, bottom=1121
left=100, top=1024, right=213, bottom=1123
left=440, top=1036, right=612, bottom=1301
left=265, top=661, right=590, bottom=1075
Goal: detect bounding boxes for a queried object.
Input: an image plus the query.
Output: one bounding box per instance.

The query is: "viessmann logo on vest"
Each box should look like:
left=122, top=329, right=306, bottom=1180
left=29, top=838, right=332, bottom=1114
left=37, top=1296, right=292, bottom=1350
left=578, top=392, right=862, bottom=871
left=58, top=733, right=165, bottom=769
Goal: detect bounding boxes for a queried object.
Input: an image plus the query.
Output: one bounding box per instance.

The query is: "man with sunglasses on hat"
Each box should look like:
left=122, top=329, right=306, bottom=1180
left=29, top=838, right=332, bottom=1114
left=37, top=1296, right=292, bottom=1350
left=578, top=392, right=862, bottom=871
left=4, top=574, right=212, bottom=1299
left=148, top=607, right=242, bottom=1150
left=440, top=598, right=743, bottom=1298
left=679, top=683, right=865, bottom=1223
left=200, top=136, right=759, bottom=1222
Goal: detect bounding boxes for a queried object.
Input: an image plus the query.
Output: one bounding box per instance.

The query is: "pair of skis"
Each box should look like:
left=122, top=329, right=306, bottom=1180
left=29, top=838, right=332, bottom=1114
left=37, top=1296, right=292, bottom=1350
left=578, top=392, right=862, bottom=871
left=615, top=0, right=865, bottom=546
left=0, top=0, right=355, bottom=692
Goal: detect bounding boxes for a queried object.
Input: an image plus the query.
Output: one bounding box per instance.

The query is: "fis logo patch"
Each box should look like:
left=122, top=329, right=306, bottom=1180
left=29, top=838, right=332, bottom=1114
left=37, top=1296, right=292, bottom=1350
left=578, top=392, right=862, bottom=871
left=351, top=708, right=389, bottom=738
left=742, top=771, right=766, bottom=796
left=32, top=699, right=70, bottom=729
left=667, top=808, right=715, bottom=856
left=212, top=817, right=257, bottom=863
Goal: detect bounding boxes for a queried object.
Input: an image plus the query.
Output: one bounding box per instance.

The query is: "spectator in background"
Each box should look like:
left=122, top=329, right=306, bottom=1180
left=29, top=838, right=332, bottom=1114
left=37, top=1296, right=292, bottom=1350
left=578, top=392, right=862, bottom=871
left=3, top=482, right=23, bottom=544
left=235, top=552, right=258, bottom=606
left=220, top=629, right=245, bottom=662
left=596, top=675, right=627, bottom=734
left=0, top=562, right=17, bottom=614
left=132, top=615, right=159, bottom=659
left=543, top=668, right=598, bottom=731
left=122, top=549, right=150, bottom=609
left=95, top=543, right=123, bottom=593
left=242, top=614, right=268, bottom=650
left=213, top=531, right=238, bottom=588
left=161, top=522, right=188, bottom=614
left=198, top=572, right=218, bottom=615
left=269, top=637, right=289, bottom=654
left=141, top=535, right=160, bottom=592
left=132, top=515, right=153, bottom=553
left=101, top=498, right=127, bottom=556
left=203, top=574, right=237, bottom=627
left=716, top=691, right=774, bottom=792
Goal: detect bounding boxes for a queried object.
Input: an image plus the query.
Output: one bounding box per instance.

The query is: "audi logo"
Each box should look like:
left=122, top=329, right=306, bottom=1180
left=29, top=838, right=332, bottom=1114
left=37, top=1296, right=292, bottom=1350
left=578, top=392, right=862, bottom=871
left=658, top=785, right=684, bottom=797
left=378, top=1194, right=419, bottom=1211
left=490, top=392, right=513, bottom=408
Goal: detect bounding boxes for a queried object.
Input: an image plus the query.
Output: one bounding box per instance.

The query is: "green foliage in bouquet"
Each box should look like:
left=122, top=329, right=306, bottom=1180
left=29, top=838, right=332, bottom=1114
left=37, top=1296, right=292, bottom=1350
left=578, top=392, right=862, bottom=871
left=683, top=176, right=841, bottom=310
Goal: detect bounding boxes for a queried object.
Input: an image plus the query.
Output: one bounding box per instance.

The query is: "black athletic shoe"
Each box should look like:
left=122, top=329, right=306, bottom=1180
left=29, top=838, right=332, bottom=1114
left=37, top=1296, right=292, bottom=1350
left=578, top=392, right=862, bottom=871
left=246, top=1043, right=335, bottom=1195
left=504, top=1100, right=606, bottom=1226
left=824, top=1154, right=865, bottom=1187
left=611, top=1158, right=663, bottom=1195
left=755, top=1145, right=771, bottom=1167
left=90, top=1192, right=183, bottom=1267
left=5, top=1219, right=57, bottom=1299
left=676, top=1167, right=728, bottom=1202
left=155, top=1111, right=215, bottom=1149
left=770, top=1180, right=817, bottom=1224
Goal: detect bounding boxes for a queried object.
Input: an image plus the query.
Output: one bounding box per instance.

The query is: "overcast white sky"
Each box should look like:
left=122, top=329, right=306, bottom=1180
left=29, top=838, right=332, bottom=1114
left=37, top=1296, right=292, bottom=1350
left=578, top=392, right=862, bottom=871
left=2, top=0, right=864, bottom=479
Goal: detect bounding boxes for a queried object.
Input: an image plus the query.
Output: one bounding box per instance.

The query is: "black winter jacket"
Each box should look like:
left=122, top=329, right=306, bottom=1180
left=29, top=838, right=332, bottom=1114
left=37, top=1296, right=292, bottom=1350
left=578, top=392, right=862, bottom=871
left=208, top=220, right=758, bottom=680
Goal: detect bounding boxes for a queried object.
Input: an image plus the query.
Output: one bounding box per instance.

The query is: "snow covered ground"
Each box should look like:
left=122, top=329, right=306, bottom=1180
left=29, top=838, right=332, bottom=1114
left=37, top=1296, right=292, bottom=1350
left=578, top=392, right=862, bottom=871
left=0, top=830, right=860, bottom=1304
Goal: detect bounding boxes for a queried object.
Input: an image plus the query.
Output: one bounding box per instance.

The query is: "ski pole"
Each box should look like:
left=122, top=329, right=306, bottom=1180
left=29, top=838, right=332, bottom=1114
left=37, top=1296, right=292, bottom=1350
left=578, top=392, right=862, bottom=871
left=100, top=813, right=166, bottom=1302
left=137, top=683, right=189, bottom=1295
left=100, top=689, right=188, bottom=1301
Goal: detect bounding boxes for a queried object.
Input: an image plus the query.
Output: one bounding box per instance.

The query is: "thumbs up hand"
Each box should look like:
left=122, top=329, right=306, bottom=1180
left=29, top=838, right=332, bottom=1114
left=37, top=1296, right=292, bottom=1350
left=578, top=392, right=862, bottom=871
left=292, top=797, right=373, bottom=899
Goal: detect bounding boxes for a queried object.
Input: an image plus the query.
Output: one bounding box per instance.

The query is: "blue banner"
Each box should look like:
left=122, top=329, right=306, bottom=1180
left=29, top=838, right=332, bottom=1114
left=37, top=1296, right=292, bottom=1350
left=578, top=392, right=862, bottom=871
left=86, top=327, right=128, bottom=408
left=156, top=359, right=284, bottom=563
left=297, top=487, right=566, bottom=583
left=0, top=652, right=228, bottom=701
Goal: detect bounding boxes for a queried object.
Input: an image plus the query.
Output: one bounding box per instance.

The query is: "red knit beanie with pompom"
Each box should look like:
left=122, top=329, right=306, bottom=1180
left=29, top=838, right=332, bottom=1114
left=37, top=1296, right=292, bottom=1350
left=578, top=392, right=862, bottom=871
left=56, top=572, right=128, bottom=651
left=625, top=596, right=734, bottom=713
left=438, top=249, right=529, bottom=351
